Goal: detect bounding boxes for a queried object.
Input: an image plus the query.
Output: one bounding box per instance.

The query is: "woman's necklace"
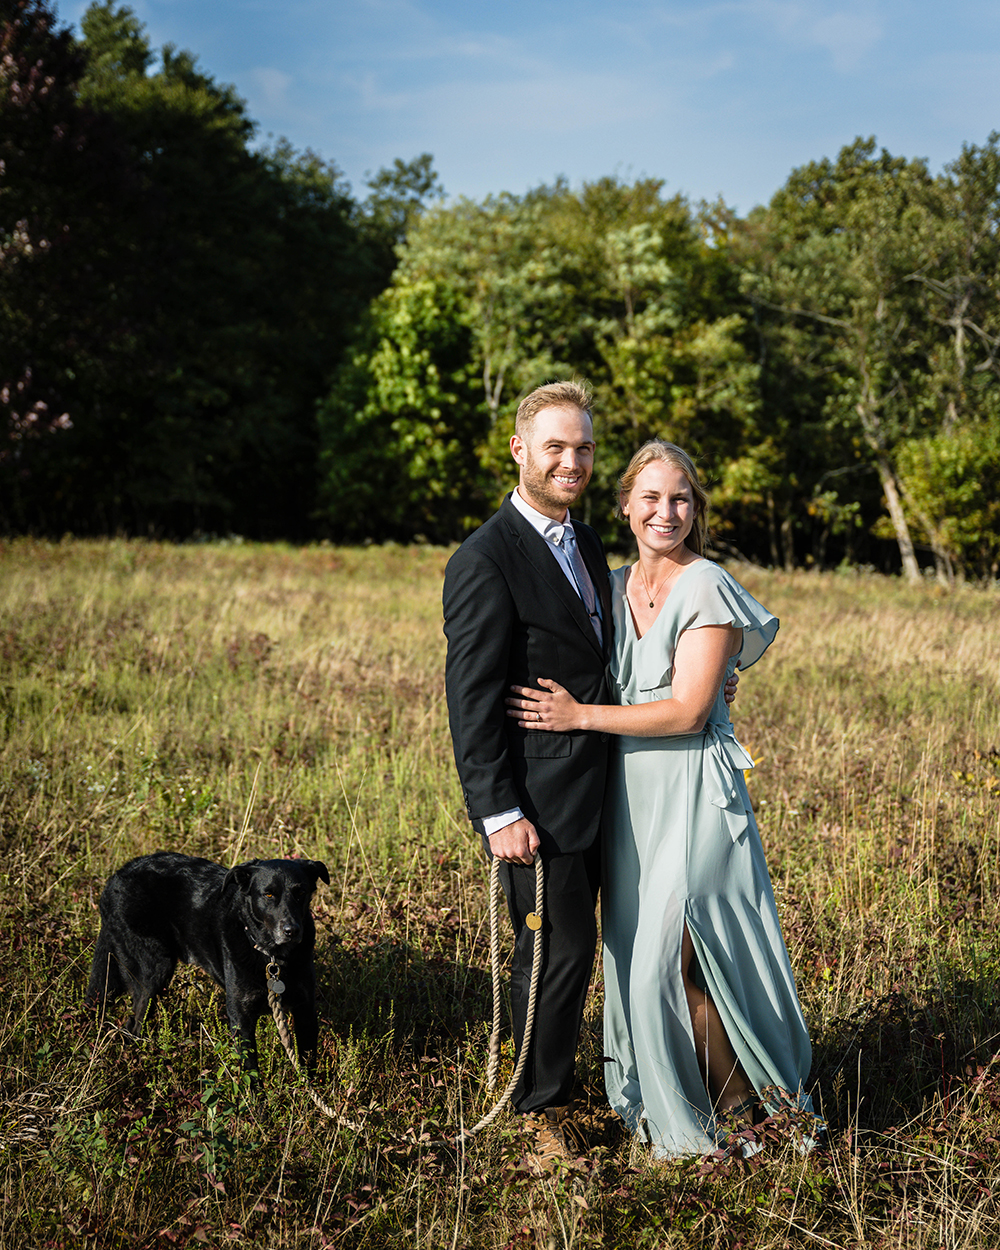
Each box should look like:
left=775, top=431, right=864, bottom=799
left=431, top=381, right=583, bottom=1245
left=632, top=562, right=690, bottom=610
left=635, top=562, right=677, bottom=609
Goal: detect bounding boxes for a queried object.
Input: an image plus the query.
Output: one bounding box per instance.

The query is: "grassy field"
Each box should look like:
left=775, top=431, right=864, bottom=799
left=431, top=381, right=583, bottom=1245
left=2, top=537, right=999, bottom=1249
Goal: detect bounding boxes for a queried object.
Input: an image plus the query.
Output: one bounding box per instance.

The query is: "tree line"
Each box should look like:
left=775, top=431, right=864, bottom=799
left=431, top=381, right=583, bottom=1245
left=3, top=1, right=998, bottom=579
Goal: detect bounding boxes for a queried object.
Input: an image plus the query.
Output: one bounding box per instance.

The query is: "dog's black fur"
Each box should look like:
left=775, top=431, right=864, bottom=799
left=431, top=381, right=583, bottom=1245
left=86, top=851, right=329, bottom=1077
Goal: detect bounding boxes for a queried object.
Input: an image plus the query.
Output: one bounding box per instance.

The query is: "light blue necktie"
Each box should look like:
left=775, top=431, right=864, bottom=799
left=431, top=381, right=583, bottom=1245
left=560, top=527, right=602, bottom=645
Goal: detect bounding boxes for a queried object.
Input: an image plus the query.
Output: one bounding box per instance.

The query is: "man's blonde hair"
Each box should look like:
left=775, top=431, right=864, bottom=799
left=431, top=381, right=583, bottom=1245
left=514, top=381, right=593, bottom=439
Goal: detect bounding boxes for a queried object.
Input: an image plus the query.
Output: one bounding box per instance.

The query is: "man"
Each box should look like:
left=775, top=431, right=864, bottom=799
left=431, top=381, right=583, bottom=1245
left=443, top=380, right=611, bottom=1166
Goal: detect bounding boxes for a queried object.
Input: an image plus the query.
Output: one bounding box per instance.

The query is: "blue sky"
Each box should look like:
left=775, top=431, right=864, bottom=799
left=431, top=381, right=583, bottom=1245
left=58, top=0, right=1000, bottom=213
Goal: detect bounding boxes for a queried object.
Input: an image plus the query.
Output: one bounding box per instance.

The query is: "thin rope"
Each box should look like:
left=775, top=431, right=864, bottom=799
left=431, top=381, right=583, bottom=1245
left=264, top=852, right=545, bottom=1145
left=266, top=971, right=364, bottom=1128
left=454, top=852, right=544, bottom=1142
left=486, top=853, right=503, bottom=1090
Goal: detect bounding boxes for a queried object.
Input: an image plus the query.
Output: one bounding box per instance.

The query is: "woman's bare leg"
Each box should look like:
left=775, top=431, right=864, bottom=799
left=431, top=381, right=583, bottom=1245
left=681, top=926, right=754, bottom=1113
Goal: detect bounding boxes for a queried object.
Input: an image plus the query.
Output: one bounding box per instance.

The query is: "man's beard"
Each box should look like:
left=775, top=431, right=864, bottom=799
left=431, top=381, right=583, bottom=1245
left=520, top=455, right=589, bottom=514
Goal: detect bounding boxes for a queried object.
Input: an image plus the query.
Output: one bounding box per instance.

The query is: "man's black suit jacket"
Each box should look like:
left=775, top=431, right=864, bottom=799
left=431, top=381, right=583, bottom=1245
left=443, top=494, right=613, bottom=856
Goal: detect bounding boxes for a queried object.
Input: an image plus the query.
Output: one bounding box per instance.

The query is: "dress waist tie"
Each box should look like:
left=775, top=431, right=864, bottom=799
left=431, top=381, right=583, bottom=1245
left=701, top=722, right=756, bottom=844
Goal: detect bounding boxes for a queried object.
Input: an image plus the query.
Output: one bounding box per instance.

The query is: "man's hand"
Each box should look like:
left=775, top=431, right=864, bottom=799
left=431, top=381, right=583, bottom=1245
left=488, top=817, right=540, bottom=865
left=723, top=664, right=740, bottom=707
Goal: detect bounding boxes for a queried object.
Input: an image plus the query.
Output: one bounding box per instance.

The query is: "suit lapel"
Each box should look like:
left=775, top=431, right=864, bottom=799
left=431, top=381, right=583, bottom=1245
left=500, top=496, right=607, bottom=659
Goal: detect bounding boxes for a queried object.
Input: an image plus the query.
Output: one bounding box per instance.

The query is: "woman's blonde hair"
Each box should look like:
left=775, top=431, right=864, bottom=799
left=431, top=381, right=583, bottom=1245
left=617, top=440, right=709, bottom=556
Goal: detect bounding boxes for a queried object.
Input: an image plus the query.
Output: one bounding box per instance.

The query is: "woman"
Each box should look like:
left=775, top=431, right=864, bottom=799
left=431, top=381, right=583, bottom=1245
left=507, top=441, right=816, bottom=1157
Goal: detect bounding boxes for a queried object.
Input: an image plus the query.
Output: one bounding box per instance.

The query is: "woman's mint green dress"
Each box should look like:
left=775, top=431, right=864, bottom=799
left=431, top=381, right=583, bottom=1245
left=602, top=560, right=815, bottom=1157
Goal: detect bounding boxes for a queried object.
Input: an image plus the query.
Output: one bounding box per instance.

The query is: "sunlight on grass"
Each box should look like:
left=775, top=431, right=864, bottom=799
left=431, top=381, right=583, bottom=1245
left=1, top=539, right=999, bottom=1247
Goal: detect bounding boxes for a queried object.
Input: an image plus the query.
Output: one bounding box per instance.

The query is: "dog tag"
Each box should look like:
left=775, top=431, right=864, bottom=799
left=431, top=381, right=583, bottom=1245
left=525, top=912, right=542, bottom=931
left=268, top=977, right=286, bottom=995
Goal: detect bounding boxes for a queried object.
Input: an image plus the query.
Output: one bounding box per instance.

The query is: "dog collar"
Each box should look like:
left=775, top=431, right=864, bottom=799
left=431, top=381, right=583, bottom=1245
left=244, top=924, right=282, bottom=958
left=243, top=924, right=287, bottom=996
left=243, top=914, right=288, bottom=997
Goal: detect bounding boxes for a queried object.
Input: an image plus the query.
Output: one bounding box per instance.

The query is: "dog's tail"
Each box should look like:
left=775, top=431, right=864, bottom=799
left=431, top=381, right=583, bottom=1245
left=85, top=926, right=126, bottom=1011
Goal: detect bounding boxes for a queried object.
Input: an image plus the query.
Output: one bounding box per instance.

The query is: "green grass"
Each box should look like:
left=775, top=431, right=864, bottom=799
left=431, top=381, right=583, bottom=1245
left=2, top=538, right=1000, bottom=1248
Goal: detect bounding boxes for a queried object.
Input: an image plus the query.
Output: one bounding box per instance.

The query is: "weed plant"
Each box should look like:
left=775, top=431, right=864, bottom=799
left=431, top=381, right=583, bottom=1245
left=1, top=538, right=999, bottom=1248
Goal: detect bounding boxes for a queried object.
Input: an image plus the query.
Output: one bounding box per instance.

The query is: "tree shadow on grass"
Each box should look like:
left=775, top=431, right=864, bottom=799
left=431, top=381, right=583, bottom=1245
left=317, top=935, right=494, bottom=1055
left=810, top=973, right=1000, bottom=1138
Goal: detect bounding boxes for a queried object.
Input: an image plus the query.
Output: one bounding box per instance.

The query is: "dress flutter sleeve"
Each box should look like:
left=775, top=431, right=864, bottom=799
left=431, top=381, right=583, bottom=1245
left=678, top=563, right=778, bottom=670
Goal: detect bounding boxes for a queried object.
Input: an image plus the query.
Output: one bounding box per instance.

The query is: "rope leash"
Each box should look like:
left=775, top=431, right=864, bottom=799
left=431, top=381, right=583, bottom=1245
left=455, top=851, right=544, bottom=1142
left=265, top=968, right=364, bottom=1128
left=263, top=852, right=545, bottom=1144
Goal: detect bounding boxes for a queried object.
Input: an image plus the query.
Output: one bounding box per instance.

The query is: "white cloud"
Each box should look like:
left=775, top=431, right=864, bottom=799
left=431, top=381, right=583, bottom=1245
left=250, top=66, right=293, bottom=107
left=702, top=0, right=884, bottom=71
left=807, top=10, right=882, bottom=71
left=348, top=65, right=656, bottom=133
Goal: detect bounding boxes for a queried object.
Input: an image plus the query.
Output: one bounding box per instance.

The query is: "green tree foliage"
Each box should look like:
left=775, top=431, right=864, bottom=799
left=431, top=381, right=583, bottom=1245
left=1, top=0, right=378, bottom=537
left=316, top=279, right=488, bottom=542
left=740, top=139, right=949, bottom=580
left=542, top=180, right=759, bottom=519
left=318, top=178, right=759, bottom=542
left=919, top=136, right=1000, bottom=431
left=888, top=424, right=1000, bottom=580
left=892, top=136, right=1000, bottom=581
left=737, top=136, right=1000, bottom=579
left=3, top=3, right=998, bottom=571
left=0, top=0, right=138, bottom=481
left=357, top=152, right=445, bottom=285
left=320, top=185, right=582, bottom=543
left=716, top=198, right=857, bottom=569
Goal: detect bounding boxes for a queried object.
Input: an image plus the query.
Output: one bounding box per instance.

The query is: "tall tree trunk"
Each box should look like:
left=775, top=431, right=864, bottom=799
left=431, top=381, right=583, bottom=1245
left=897, top=474, right=956, bottom=587
left=855, top=368, right=921, bottom=583
left=876, top=456, right=921, bottom=582
left=780, top=513, right=795, bottom=572
left=766, top=492, right=779, bottom=568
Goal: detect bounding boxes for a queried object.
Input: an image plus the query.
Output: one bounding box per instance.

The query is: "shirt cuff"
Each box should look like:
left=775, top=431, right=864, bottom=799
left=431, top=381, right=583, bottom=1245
left=482, top=808, right=524, bottom=837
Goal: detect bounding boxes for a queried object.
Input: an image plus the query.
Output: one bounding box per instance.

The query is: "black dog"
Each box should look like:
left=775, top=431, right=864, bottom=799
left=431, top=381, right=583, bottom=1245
left=86, top=852, right=329, bottom=1077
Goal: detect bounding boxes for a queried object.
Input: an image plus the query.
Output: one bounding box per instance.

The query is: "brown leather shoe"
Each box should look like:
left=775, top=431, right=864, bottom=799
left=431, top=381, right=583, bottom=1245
left=523, top=1103, right=588, bottom=1172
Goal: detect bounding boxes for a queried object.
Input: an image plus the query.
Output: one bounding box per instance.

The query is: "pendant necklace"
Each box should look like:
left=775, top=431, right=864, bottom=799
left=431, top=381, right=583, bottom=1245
left=636, top=564, right=672, bottom=609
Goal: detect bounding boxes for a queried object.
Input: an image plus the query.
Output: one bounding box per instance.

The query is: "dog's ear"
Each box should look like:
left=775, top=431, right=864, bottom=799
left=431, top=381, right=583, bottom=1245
left=303, top=860, right=330, bottom=887
left=223, top=860, right=260, bottom=893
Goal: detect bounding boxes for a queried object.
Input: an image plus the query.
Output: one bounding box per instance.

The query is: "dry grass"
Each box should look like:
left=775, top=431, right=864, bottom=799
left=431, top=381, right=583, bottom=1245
left=1, top=538, right=999, bottom=1248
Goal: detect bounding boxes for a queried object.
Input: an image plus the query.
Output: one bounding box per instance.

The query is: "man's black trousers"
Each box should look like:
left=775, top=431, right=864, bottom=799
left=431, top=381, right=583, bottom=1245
left=493, top=838, right=602, bottom=1113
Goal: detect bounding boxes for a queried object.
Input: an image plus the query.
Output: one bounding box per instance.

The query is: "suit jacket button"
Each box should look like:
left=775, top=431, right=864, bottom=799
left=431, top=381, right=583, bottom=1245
left=600, top=733, right=609, bottom=742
